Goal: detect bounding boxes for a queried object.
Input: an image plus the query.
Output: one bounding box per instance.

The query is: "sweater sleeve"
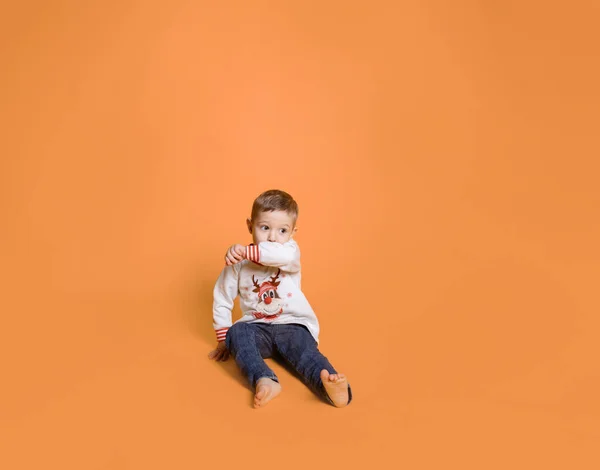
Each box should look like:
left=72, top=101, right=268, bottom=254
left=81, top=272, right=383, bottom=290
left=212, top=264, right=240, bottom=342
left=246, top=240, right=301, bottom=273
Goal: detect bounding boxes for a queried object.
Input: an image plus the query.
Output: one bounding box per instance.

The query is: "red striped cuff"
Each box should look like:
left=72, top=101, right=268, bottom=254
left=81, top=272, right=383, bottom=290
left=246, top=244, right=260, bottom=263
left=215, top=327, right=229, bottom=342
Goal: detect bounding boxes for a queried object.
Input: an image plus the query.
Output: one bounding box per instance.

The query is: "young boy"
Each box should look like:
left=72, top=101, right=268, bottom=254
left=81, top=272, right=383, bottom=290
left=208, top=189, right=352, bottom=408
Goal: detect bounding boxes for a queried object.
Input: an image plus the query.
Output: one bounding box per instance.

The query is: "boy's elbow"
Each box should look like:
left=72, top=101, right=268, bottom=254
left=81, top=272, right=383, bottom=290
left=282, top=251, right=296, bottom=265
left=285, top=258, right=301, bottom=273
left=279, top=252, right=300, bottom=270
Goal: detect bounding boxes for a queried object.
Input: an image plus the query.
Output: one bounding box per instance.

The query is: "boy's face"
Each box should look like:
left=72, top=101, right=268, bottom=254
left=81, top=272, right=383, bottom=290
left=247, top=210, right=297, bottom=245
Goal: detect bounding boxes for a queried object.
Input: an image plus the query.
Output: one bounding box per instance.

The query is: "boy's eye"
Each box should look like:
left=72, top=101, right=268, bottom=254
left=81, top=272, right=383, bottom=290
left=261, top=225, right=269, bottom=231
left=280, top=229, right=287, bottom=234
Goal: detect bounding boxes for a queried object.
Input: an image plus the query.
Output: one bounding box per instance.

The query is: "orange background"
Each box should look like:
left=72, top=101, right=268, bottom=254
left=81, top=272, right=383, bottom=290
left=1, top=1, right=599, bottom=469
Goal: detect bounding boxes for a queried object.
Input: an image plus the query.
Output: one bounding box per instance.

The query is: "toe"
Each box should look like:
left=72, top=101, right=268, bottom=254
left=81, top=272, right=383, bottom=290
left=320, top=369, right=330, bottom=382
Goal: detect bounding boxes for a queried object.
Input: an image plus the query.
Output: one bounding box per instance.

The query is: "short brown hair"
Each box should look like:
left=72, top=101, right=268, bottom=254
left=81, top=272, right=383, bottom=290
left=251, top=189, right=298, bottom=224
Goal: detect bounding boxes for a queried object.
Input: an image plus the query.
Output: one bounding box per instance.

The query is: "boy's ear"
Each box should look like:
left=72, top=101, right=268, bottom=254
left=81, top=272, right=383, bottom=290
left=291, top=226, right=298, bottom=238
left=246, top=218, right=253, bottom=233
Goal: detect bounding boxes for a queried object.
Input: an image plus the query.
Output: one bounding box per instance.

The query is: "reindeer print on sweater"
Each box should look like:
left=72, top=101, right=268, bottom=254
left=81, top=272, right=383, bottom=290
left=251, top=269, right=284, bottom=320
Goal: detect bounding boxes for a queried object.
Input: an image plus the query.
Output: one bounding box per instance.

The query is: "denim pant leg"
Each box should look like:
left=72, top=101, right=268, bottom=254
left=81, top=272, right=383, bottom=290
left=273, top=324, right=353, bottom=406
left=225, top=322, right=278, bottom=389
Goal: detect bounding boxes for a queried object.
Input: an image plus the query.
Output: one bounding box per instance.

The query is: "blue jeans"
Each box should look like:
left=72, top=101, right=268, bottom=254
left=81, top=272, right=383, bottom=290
left=225, top=322, right=353, bottom=406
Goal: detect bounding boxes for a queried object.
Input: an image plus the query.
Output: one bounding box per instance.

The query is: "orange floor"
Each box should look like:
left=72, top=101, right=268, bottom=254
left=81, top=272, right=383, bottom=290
left=1, top=2, right=599, bottom=469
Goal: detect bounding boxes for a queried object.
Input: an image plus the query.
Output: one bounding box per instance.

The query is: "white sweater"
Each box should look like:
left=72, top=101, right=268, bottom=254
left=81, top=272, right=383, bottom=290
left=212, top=240, right=320, bottom=344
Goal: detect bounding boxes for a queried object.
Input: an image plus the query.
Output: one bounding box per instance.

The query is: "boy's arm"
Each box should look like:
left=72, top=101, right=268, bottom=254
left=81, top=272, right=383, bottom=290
left=245, top=240, right=301, bottom=273
left=212, top=264, right=240, bottom=342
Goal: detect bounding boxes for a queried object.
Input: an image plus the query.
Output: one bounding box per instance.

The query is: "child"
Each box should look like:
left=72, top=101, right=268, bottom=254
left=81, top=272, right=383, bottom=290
left=208, top=189, right=352, bottom=408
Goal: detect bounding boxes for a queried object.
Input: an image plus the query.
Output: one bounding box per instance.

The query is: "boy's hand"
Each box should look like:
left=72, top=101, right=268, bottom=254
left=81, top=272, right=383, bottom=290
left=225, top=244, right=246, bottom=266
left=208, top=341, right=230, bottom=361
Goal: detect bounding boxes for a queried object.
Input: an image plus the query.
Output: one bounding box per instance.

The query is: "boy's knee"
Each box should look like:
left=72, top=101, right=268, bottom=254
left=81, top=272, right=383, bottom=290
left=228, top=322, right=249, bottom=335
left=225, top=322, right=249, bottom=346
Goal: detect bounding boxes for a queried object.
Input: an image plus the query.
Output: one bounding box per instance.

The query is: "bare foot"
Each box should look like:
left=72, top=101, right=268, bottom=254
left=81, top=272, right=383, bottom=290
left=320, top=369, right=349, bottom=408
left=254, top=378, right=282, bottom=409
